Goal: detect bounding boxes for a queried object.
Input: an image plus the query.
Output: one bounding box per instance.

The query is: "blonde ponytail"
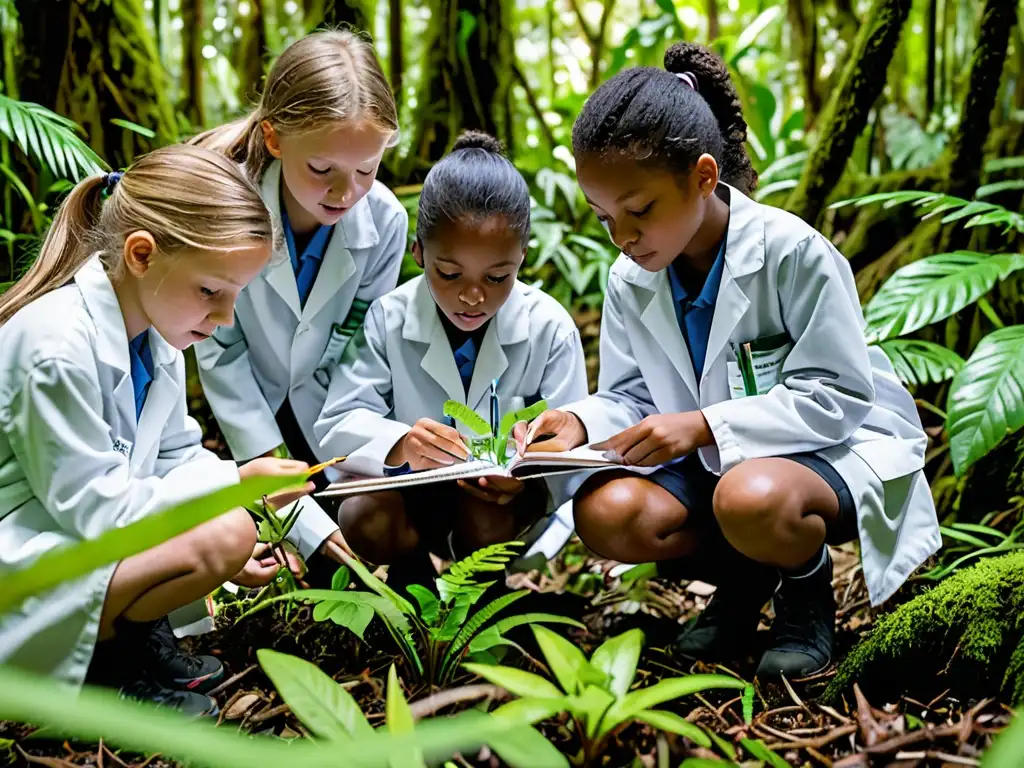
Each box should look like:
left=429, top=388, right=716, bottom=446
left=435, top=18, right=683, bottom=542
left=0, top=145, right=274, bottom=327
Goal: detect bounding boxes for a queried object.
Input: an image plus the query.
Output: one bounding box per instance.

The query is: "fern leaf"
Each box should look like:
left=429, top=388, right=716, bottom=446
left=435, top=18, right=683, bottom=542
left=442, top=400, right=492, bottom=436
left=440, top=590, right=529, bottom=682
left=0, top=95, right=106, bottom=180
left=437, top=541, right=523, bottom=604
left=829, top=190, right=1024, bottom=235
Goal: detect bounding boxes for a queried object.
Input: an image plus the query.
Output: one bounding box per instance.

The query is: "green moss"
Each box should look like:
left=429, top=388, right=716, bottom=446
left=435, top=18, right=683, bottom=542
left=827, top=552, right=1024, bottom=704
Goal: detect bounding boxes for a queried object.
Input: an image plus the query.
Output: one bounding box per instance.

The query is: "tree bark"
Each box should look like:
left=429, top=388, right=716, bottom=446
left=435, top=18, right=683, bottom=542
left=706, top=0, right=719, bottom=41
left=784, top=0, right=912, bottom=226
left=237, top=0, right=266, bottom=106
left=787, top=0, right=820, bottom=127
left=389, top=0, right=403, bottom=111
left=925, top=0, right=937, bottom=115
left=13, top=0, right=71, bottom=110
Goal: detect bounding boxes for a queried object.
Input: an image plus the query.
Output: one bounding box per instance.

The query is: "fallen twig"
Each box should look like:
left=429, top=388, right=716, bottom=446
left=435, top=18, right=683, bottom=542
left=764, top=723, right=858, bottom=750
left=15, top=744, right=77, bottom=768
left=408, top=684, right=508, bottom=720
left=894, top=751, right=978, bottom=766
left=207, top=663, right=258, bottom=697
left=248, top=702, right=291, bottom=725
left=861, top=723, right=960, bottom=755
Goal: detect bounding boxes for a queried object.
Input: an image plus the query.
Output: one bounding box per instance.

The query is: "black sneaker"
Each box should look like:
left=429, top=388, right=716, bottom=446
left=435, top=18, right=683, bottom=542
left=119, top=677, right=219, bottom=717
left=673, top=573, right=779, bottom=663
left=146, top=616, right=224, bottom=694
left=756, top=551, right=836, bottom=679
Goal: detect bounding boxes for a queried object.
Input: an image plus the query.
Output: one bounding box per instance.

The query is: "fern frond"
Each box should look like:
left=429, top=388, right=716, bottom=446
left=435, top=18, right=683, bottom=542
left=829, top=191, right=1024, bottom=235
left=437, top=541, right=524, bottom=604
left=440, top=590, right=529, bottom=682
left=0, top=95, right=106, bottom=180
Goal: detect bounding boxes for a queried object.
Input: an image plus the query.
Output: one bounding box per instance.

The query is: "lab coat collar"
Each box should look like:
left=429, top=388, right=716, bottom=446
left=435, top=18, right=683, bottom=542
left=259, top=161, right=373, bottom=322
left=402, top=277, right=529, bottom=409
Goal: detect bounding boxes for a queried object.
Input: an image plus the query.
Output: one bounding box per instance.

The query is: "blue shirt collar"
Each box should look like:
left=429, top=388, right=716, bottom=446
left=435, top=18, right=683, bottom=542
left=280, top=200, right=334, bottom=271
left=668, top=237, right=727, bottom=309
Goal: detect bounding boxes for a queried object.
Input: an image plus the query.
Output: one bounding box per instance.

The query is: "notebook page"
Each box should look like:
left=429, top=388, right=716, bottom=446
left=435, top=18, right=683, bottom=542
left=319, top=460, right=504, bottom=497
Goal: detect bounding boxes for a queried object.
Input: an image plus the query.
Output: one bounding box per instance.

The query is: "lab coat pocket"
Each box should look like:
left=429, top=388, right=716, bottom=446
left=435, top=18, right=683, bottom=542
left=727, top=333, right=793, bottom=398
left=313, top=323, right=354, bottom=388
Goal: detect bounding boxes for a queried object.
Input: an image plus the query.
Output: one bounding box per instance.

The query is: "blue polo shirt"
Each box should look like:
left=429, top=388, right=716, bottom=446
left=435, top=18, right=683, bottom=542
left=666, top=238, right=727, bottom=380
left=281, top=203, right=334, bottom=308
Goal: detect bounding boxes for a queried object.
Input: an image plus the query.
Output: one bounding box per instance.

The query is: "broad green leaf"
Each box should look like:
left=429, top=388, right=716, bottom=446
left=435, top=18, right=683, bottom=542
left=572, top=684, right=617, bottom=739
left=468, top=614, right=586, bottom=654
left=532, top=625, right=603, bottom=696
left=590, top=629, right=643, bottom=698
left=731, top=5, right=782, bottom=62
left=258, top=649, right=372, bottom=740
left=442, top=400, right=491, bottom=436
left=602, top=674, right=747, bottom=733
left=947, top=325, right=1024, bottom=475
left=331, top=565, right=352, bottom=591
left=633, top=709, right=710, bottom=746
left=385, top=665, right=422, bottom=768
left=0, top=475, right=301, bottom=613
left=983, top=707, right=1024, bottom=767
left=740, top=737, right=791, bottom=768
left=338, top=547, right=418, bottom=618
left=878, top=339, right=965, bottom=386
left=0, top=280, right=12, bottom=295
left=406, top=584, right=439, bottom=624
left=463, top=663, right=563, bottom=699
left=864, top=252, right=1024, bottom=342
left=312, top=599, right=374, bottom=639
left=0, top=664, right=533, bottom=768
left=111, top=118, right=157, bottom=138
left=976, top=180, right=1024, bottom=199
left=949, top=522, right=1008, bottom=541
left=984, top=156, right=1024, bottom=173
left=939, top=525, right=993, bottom=549
left=490, top=696, right=568, bottom=725
left=436, top=593, right=474, bottom=642
left=487, top=724, right=570, bottom=768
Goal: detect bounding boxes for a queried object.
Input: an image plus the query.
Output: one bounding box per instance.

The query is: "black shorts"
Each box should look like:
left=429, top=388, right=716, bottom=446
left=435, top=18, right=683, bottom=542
left=647, top=453, right=858, bottom=546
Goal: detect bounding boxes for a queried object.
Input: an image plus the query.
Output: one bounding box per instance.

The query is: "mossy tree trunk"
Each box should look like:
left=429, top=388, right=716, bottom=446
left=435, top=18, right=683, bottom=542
left=236, top=0, right=266, bottom=107
left=787, top=0, right=820, bottom=129
left=398, top=0, right=511, bottom=181
left=784, top=0, right=912, bottom=226
left=56, top=0, right=176, bottom=167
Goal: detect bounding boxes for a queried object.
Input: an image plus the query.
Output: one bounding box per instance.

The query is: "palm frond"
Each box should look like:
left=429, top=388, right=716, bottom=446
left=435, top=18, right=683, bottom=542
left=0, top=95, right=106, bottom=180
left=877, top=339, right=965, bottom=387
left=829, top=191, right=1024, bottom=235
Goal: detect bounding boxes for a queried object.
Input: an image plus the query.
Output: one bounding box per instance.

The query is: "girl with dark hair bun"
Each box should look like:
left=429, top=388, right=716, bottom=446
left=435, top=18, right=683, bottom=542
left=315, top=131, right=587, bottom=584
left=522, top=43, right=938, bottom=680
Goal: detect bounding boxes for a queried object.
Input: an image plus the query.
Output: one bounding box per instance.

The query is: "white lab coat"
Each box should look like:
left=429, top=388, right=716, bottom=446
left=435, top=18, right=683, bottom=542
left=314, top=275, right=589, bottom=511
left=195, top=161, right=409, bottom=557
left=564, top=184, right=940, bottom=605
left=0, top=258, right=240, bottom=687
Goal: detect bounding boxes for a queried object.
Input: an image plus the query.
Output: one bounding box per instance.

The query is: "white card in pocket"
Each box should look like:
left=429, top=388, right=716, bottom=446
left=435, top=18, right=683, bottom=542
left=727, top=336, right=793, bottom=397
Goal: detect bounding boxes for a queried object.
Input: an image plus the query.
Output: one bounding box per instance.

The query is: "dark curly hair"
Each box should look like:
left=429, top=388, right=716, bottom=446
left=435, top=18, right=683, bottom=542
left=416, top=130, right=531, bottom=247
left=572, top=42, right=758, bottom=194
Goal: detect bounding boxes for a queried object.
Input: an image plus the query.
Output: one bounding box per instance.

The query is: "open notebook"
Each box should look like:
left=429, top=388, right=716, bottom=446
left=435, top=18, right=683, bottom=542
left=318, top=446, right=655, bottom=498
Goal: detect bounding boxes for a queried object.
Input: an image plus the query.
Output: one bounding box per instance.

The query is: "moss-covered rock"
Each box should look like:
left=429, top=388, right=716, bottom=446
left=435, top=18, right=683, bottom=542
left=826, top=551, right=1024, bottom=705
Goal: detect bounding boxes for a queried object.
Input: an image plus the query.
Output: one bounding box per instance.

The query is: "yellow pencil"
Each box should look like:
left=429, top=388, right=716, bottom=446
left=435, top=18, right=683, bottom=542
left=307, top=456, right=347, bottom=475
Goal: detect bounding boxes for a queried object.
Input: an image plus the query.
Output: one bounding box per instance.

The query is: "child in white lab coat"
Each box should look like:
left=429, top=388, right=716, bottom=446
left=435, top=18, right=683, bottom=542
left=0, top=146, right=315, bottom=714
left=523, top=44, right=939, bottom=678
left=191, top=30, right=408, bottom=576
left=315, top=132, right=588, bottom=584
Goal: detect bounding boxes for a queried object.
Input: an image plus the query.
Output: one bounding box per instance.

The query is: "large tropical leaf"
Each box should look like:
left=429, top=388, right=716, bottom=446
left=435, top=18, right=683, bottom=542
left=829, top=191, right=1024, bottom=235
left=0, top=475, right=301, bottom=613
left=258, top=649, right=373, bottom=740
left=863, top=252, right=1024, bottom=343
left=877, top=339, right=966, bottom=386
left=633, top=709, right=710, bottom=746
left=0, top=664, right=535, bottom=768
left=983, top=707, right=1024, bottom=767
left=601, top=674, right=747, bottom=733
left=462, top=663, right=564, bottom=700
left=468, top=613, right=587, bottom=654
left=946, top=325, right=1024, bottom=475
left=0, top=95, right=106, bottom=180
left=589, top=629, right=643, bottom=699
left=385, top=664, right=422, bottom=768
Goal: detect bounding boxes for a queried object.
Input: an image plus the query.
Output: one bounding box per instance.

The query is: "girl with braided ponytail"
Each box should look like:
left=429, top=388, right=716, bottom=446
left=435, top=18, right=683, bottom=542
left=522, top=43, right=938, bottom=679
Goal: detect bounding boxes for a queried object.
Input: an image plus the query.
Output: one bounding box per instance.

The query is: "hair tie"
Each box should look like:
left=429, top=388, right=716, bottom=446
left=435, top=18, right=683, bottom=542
left=675, top=71, right=699, bottom=92
left=103, top=171, right=123, bottom=197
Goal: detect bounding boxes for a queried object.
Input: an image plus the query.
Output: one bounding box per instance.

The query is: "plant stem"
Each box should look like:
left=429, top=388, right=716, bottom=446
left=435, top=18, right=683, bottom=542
left=977, top=297, right=1005, bottom=329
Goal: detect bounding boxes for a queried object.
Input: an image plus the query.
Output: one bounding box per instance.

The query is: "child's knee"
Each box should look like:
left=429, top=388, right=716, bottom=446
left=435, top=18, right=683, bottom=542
left=573, top=478, right=647, bottom=559
left=196, top=508, right=257, bottom=580
left=338, top=493, right=417, bottom=563
left=713, top=461, right=793, bottom=535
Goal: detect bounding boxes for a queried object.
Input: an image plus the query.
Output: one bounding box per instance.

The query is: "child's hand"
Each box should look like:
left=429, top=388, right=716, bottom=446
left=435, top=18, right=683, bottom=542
left=515, top=410, right=587, bottom=455
left=239, top=457, right=315, bottom=509
left=457, top=475, right=525, bottom=506
left=387, top=418, right=469, bottom=471
left=593, top=412, right=714, bottom=467
left=232, top=543, right=307, bottom=588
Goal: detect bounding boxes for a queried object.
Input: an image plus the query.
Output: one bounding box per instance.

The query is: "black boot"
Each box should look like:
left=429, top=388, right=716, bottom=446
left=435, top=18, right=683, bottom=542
left=146, top=616, right=225, bottom=693
left=756, top=549, right=836, bottom=678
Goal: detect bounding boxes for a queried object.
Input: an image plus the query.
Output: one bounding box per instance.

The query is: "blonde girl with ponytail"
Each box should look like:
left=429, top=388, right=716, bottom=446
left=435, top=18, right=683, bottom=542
left=0, top=145, right=316, bottom=716
left=191, top=29, right=408, bottom=579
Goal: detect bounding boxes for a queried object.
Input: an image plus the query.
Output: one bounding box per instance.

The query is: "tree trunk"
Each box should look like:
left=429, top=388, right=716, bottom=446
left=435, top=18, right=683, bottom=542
left=13, top=0, right=71, bottom=110
left=784, top=0, right=912, bottom=226
left=237, top=0, right=266, bottom=106
left=706, top=0, right=719, bottom=41
left=323, top=0, right=368, bottom=29
left=389, top=0, right=403, bottom=111
left=56, top=0, right=176, bottom=167
left=925, top=0, right=937, bottom=115
left=787, top=0, right=820, bottom=127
